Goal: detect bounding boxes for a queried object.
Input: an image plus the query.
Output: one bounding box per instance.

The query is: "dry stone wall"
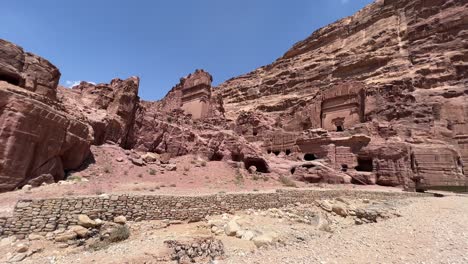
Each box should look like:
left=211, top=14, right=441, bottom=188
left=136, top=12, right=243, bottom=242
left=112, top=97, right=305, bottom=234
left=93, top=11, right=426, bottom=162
left=0, top=189, right=424, bottom=237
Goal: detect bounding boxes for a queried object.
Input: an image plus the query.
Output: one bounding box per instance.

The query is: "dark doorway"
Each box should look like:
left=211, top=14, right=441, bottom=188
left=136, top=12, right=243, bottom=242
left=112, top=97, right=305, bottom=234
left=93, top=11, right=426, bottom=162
left=285, top=149, right=291, bottom=156
left=355, top=158, right=373, bottom=172
left=304, top=153, right=317, bottom=161
left=267, top=150, right=272, bottom=154
left=231, top=153, right=244, bottom=162
left=0, top=72, right=21, bottom=86
left=341, top=164, right=348, bottom=172
left=336, top=125, right=344, bottom=132
left=210, top=152, right=224, bottom=161
left=244, top=158, right=270, bottom=173
left=290, top=167, right=296, bottom=175
left=273, top=151, right=280, bottom=156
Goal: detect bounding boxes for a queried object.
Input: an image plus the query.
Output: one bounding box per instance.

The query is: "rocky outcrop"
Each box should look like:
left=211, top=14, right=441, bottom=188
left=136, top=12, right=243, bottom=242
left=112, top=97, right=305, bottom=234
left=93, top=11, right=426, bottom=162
left=58, top=77, right=140, bottom=146
left=215, top=0, right=468, bottom=189
left=0, top=81, right=92, bottom=192
left=0, top=39, right=92, bottom=192
left=0, top=39, right=61, bottom=101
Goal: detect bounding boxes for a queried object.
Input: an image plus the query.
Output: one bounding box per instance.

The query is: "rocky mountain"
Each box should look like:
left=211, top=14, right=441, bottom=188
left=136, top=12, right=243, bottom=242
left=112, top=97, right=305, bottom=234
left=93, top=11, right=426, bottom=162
left=215, top=0, right=468, bottom=187
left=0, top=0, right=466, bottom=192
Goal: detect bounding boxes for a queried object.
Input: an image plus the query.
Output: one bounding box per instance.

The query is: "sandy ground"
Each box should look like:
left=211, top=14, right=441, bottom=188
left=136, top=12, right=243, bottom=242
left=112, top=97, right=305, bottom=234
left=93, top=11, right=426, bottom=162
left=0, top=144, right=401, bottom=217
left=223, top=195, right=468, bottom=264
left=2, top=194, right=467, bottom=264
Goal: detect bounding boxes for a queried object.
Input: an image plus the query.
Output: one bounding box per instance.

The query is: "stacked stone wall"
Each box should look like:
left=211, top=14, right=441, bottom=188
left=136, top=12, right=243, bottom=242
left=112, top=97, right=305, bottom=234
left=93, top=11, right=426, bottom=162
left=0, top=189, right=424, bottom=237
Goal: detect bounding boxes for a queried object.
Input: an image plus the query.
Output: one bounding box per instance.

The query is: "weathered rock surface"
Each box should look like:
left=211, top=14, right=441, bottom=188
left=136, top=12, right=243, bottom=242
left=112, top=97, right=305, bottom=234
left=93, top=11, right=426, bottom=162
left=0, top=81, right=92, bottom=192
left=58, top=76, right=140, bottom=146
left=215, top=0, right=468, bottom=189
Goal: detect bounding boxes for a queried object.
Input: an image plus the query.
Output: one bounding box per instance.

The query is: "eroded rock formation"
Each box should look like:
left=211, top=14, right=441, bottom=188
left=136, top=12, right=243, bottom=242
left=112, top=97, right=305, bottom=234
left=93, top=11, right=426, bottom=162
left=0, top=40, right=92, bottom=192
left=215, top=0, right=468, bottom=189
left=58, top=77, right=140, bottom=146
left=0, top=0, right=466, bottom=192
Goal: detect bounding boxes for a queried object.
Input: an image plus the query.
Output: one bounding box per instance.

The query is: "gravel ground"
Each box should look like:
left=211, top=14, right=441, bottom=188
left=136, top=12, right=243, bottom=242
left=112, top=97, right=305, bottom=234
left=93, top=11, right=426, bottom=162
left=222, top=195, right=468, bottom=264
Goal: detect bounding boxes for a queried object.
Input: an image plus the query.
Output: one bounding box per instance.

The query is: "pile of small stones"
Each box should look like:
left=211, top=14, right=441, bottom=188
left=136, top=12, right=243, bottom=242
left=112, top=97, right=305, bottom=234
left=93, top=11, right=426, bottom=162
left=164, top=238, right=224, bottom=264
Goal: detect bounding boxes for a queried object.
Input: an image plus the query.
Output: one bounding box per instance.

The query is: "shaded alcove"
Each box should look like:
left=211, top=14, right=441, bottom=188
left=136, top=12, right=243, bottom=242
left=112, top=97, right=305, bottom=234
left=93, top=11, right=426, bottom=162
left=0, top=72, right=21, bottom=86
left=285, top=149, right=291, bottom=156
left=304, top=153, right=317, bottom=161
left=210, top=152, right=224, bottom=161
left=341, top=164, right=348, bottom=172
left=355, top=158, right=373, bottom=172
left=244, top=157, right=270, bottom=173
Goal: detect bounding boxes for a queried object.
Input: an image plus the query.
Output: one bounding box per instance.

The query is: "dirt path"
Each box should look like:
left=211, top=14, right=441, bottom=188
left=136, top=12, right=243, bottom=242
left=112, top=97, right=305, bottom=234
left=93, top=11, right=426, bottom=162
left=222, top=195, right=468, bottom=264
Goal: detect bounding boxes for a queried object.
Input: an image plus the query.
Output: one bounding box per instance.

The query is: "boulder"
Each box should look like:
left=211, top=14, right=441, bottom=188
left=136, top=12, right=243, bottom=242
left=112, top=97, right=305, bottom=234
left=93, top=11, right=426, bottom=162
left=27, top=173, right=55, bottom=187
left=77, top=214, right=97, bottom=228
left=114, top=215, right=127, bottom=225
left=332, top=204, right=348, bottom=217
left=15, top=243, right=28, bottom=253
left=141, top=152, right=159, bottom=163
left=54, top=231, right=77, bottom=242
left=224, top=220, right=241, bottom=236
left=69, top=225, right=89, bottom=238
left=252, top=232, right=278, bottom=248
left=319, top=201, right=333, bottom=212
left=131, top=158, right=145, bottom=166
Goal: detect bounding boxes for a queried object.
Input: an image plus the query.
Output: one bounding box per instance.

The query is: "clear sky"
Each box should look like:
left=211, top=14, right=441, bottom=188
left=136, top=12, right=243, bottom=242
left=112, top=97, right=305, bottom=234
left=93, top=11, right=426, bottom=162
left=1, top=0, right=373, bottom=100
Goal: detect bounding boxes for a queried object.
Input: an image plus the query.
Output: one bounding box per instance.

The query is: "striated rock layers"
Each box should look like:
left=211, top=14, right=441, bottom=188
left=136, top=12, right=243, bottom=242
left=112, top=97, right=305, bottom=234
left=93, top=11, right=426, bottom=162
left=216, top=0, right=468, bottom=188
left=58, top=77, right=140, bottom=146
left=1, top=0, right=467, bottom=192
left=0, top=40, right=92, bottom=192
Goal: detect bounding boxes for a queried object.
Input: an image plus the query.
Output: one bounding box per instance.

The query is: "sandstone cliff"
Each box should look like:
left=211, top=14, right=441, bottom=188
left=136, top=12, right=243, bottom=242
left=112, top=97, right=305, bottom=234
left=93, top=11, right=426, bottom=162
left=215, top=0, right=468, bottom=187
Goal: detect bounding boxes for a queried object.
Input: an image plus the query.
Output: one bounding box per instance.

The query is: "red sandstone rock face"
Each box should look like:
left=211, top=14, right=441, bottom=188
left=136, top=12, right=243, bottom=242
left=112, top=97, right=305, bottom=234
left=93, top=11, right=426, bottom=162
left=1, top=0, right=467, bottom=192
left=58, top=77, right=140, bottom=146
left=0, top=39, right=92, bottom=192
left=0, top=39, right=60, bottom=101
left=0, top=82, right=92, bottom=192
left=215, top=0, right=468, bottom=188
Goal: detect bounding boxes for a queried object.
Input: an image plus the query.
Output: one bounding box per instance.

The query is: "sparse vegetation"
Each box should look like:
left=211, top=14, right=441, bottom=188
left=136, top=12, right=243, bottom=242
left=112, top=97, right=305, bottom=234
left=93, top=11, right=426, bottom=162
left=183, top=165, right=190, bottom=172
left=137, top=174, right=143, bottom=178
left=65, top=190, right=75, bottom=196
left=279, top=175, right=297, bottom=188
left=235, top=169, right=244, bottom=185
left=108, top=225, right=131, bottom=242
left=94, top=189, right=104, bottom=195
left=89, top=225, right=131, bottom=251
left=252, top=173, right=260, bottom=181
left=103, top=165, right=112, bottom=174
left=201, top=161, right=207, bottom=167
left=67, top=174, right=82, bottom=182
left=170, top=183, right=177, bottom=187
left=149, top=168, right=157, bottom=175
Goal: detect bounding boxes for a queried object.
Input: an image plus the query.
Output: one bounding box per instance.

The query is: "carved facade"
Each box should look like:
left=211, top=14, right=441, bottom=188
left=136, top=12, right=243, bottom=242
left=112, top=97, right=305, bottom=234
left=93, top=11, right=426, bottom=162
left=308, top=82, right=365, bottom=131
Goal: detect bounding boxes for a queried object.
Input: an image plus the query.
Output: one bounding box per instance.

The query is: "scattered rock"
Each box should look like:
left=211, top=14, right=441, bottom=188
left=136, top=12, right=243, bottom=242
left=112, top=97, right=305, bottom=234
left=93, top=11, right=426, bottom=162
left=15, top=243, right=28, bottom=253
left=252, top=232, right=278, bottom=248
left=9, top=253, right=27, bottom=262
left=21, top=185, right=32, bottom=191
left=77, top=214, right=97, bottom=228
left=224, top=220, right=241, bottom=236
left=69, top=225, right=89, bottom=238
left=28, top=234, right=44, bottom=241
left=332, top=204, right=348, bottom=217
left=319, top=201, right=333, bottom=212
left=131, top=158, right=145, bottom=166
left=114, top=216, right=127, bottom=225
left=54, top=231, right=77, bottom=242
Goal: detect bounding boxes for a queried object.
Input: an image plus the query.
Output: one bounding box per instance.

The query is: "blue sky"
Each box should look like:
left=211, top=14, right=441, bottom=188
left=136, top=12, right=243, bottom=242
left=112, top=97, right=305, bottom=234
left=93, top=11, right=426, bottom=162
left=1, top=0, right=373, bottom=100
